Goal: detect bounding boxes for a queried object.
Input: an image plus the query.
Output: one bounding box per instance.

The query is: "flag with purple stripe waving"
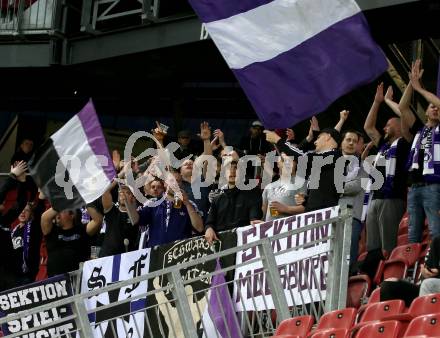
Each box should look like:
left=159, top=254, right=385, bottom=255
left=189, top=0, right=388, bottom=128
left=29, top=99, right=116, bottom=211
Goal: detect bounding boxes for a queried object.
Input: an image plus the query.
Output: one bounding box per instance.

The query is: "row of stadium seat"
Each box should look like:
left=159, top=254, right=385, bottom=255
left=272, top=292, right=440, bottom=337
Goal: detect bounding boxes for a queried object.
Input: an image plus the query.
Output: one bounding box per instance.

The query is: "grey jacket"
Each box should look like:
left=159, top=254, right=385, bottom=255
left=339, top=165, right=368, bottom=221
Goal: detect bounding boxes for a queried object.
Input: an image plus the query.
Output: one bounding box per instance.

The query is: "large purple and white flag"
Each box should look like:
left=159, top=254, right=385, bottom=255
left=29, top=100, right=115, bottom=211
left=188, top=0, right=388, bottom=128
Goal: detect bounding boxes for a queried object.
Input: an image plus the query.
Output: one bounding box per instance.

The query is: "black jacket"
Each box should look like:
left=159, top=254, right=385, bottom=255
left=276, top=139, right=346, bottom=212
left=205, top=187, right=262, bottom=232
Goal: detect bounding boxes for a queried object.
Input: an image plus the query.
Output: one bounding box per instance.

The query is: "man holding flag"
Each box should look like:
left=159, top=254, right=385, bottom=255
left=28, top=100, right=117, bottom=273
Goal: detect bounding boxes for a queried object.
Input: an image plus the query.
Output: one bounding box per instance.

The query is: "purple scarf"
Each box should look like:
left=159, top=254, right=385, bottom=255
left=11, top=221, right=32, bottom=273
left=362, top=138, right=400, bottom=221
left=408, top=124, right=440, bottom=181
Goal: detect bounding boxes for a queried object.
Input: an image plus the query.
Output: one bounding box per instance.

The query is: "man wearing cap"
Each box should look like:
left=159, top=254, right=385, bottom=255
left=363, top=83, right=411, bottom=253
left=175, top=130, right=195, bottom=160
left=265, top=119, right=348, bottom=212
left=240, top=120, right=273, bottom=156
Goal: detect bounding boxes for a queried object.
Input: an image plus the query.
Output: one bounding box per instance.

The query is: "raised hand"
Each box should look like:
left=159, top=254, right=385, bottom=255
left=199, top=121, right=211, bottom=141
left=340, top=110, right=349, bottom=121
left=374, top=82, right=385, bottom=103
left=213, top=129, right=226, bottom=146
left=210, top=136, right=220, bottom=151
left=409, top=59, right=424, bottom=92
left=384, top=86, right=394, bottom=102
left=152, top=121, right=167, bottom=142
left=264, top=130, right=281, bottom=144
left=11, top=161, right=27, bottom=182
left=310, top=116, right=320, bottom=131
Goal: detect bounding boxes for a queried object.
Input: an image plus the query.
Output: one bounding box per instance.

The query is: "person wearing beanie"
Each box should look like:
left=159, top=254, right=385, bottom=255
left=265, top=117, right=350, bottom=212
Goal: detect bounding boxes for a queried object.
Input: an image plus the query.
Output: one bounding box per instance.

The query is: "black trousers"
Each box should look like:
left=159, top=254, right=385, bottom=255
left=380, top=280, right=420, bottom=307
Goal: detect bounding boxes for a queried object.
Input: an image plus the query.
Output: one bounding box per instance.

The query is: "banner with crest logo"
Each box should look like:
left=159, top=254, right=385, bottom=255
left=145, top=232, right=238, bottom=338
left=81, top=249, right=150, bottom=338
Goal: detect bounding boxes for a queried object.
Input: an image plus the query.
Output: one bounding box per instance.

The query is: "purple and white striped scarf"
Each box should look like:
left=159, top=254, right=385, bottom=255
left=408, top=124, right=440, bottom=177
left=362, top=138, right=400, bottom=221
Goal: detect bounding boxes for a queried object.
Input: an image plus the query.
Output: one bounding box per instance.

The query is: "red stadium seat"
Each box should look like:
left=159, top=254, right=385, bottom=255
left=374, top=244, right=421, bottom=284
left=389, top=244, right=421, bottom=267
left=351, top=300, right=405, bottom=334
left=358, top=287, right=381, bottom=320
left=399, top=213, right=409, bottom=229
left=346, top=275, right=372, bottom=309
left=382, top=293, right=440, bottom=323
left=272, top=315, right=314, bottom=338
left=398, top=233, right=409, bottom=246
left=354, top=320, right=402, bottom=338
left=315, top=308, right=357, bottom=332
left=360, top=300, right=405, bottom=322
left=404, top=313, right=440, bottom=337
left=309, top=328, right=349, bottom=338
left=408, top=293, right=440, bottom=317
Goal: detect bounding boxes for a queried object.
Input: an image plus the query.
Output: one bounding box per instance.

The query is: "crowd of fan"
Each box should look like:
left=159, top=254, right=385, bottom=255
left=0, top=61, right=439, bottom=306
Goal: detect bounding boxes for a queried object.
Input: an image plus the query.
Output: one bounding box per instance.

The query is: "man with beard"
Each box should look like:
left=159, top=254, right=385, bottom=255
left=363, top=82, right=411, bottom=254
left=399, top=60, right=440, bottom=243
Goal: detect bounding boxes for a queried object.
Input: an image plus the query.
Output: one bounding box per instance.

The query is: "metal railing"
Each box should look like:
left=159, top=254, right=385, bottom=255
left=0, top=205, right=352, bottom=338
left=0, top=0, right=61, bottom=34
left=80, top=0, right=194, bottom=33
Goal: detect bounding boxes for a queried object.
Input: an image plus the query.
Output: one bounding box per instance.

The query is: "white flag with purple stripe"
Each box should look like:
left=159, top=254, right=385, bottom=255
left=29, top=99, right=115, bottom=211
left=189, top=0, right=388, bottom=128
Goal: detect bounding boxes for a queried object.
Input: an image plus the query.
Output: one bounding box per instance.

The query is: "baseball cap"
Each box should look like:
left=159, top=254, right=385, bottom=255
left=251, top=120, right=264, bottom=128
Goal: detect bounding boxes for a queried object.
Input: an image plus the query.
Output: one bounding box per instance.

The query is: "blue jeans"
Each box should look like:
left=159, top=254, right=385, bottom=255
left=408, top=183, right=440, bottom=243
left=350, top=218, right=363, bottom=264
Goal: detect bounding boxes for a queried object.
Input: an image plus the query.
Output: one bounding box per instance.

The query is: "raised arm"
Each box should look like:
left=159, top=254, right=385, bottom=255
left=398, top=83, right=417, bottom=142
left=384, top=86, right=402, bottom=117
left=264, top=130, right=305, bottom=159
left=200, top=121, right=212, bottom=156
left=85, top=205, right=103, bottom=236
left=41, top=207, right=57, bottom=236
left=364, top=82, right=384, bottom=147
left=335, top=110, right=349, bottom=132
left=410, top=59, right=440, bottom=108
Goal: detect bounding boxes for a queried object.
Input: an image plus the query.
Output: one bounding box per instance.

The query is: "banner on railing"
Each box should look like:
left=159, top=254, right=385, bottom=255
left=145, top=231, right=238, bottom=338
left=81, top=249, right=151, bottom=338
left=233, top=206, right=338, bottom=311
left=0, top=274, right=76, bottom=337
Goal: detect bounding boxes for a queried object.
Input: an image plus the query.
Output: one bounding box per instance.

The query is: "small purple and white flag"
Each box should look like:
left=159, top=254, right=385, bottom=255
left=188, top=0, right=388, bottom=128
left=29, top=100, right=115, bottom=211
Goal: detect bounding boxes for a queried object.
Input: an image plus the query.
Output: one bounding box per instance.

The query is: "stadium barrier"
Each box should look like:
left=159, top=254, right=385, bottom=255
left=0, top=205, right=352, bottom=338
